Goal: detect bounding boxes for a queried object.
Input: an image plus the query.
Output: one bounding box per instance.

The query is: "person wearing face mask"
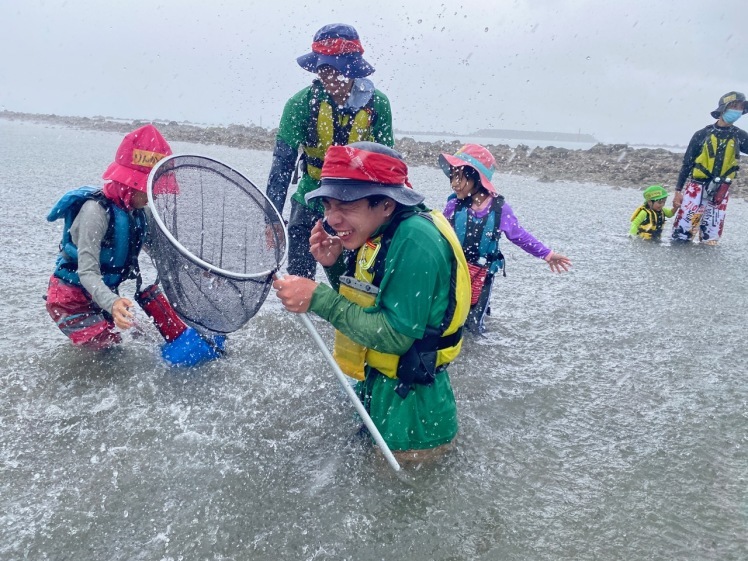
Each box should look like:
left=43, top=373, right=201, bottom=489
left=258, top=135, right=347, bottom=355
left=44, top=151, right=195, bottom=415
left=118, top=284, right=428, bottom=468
left=265, top=23, right=394, bottom=279
left=671, top=92, right=748, bottom=244
left=45, top=125, right=224, bottom=365
left=439, top=144, right=572, bottom=335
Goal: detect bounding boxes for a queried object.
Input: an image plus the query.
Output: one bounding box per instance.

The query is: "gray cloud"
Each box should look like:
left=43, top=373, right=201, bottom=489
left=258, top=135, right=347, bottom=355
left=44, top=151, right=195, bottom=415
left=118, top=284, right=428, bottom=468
left=1, top=0, right=746, bottom=145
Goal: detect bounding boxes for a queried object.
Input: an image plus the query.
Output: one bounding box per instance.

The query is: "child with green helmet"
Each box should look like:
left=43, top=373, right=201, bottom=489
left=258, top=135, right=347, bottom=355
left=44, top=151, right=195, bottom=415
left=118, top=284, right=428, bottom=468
left=629, top=185, right=680, bottom=240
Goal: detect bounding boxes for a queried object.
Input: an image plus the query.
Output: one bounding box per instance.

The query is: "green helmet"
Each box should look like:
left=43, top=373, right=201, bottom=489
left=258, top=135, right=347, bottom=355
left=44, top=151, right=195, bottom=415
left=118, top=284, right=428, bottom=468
left=643, top=185, right=668, bottom=201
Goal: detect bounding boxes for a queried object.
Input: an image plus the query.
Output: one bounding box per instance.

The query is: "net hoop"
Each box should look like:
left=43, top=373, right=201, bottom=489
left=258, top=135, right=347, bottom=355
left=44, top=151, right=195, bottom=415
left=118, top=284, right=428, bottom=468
left=147, top=154, right=287, bottom=281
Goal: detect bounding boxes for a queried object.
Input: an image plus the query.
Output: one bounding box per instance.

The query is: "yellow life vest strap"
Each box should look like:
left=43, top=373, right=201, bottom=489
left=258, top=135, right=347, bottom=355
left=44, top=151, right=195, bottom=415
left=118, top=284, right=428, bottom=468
left=632, top=205, right=664, bottom=239
left=358, top=210, right=470, bottom=384
left=630, top=204, right=646, bottom=223
left=301, top=81, right=376, bottom=180
left=692, top=132, right=740, bottom=181
left=331, top=276, right=378, bottom=380
left=358, top=210, right=470, bottom=337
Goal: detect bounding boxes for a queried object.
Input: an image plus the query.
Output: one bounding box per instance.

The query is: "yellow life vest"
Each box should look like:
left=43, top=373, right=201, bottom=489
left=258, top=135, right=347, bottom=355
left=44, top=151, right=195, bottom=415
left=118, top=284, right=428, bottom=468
left=692, top=131, right=740, bottom=181
left=302, top=81, right=375, bottom=181
left=332, top=210, right=471, bottom=381
left=630, top=205, right=664, bottom=240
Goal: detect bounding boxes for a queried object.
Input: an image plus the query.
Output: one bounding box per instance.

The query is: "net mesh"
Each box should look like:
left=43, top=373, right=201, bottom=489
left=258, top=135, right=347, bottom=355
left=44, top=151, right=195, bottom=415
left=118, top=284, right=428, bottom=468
left=147, top=155, right=286, bottom=335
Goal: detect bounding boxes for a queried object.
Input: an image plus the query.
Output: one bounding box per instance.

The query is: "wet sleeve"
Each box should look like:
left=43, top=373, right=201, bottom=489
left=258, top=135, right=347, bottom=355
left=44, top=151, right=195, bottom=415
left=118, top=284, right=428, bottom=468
left=309, top=283, right=414, bottom=355
left=266, top=89, right=309, bottom=214
left=630, top=210, right=647, bottom=235
left=69, top=201, right=120, bottom=313
left=266, top=139, right=298, bottom=215
left=676, top=129, right=705, bottom=190
left=499, top=203, right=552, bottom=259
left=371, top=90, right=394, bottom=147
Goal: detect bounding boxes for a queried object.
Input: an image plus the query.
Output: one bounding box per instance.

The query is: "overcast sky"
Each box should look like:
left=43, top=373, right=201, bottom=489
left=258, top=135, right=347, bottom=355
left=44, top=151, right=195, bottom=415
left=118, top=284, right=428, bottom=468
left=1, top=0, right=746, bottom=145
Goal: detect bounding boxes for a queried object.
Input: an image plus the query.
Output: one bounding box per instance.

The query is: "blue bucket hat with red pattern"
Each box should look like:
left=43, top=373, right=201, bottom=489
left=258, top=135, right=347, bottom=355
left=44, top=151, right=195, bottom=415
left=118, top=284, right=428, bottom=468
left=297, top=23, right=375, bottom=78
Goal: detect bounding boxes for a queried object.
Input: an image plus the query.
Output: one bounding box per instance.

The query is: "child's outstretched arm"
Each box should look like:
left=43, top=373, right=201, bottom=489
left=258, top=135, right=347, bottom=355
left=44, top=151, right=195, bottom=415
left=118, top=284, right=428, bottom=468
left=500, top=202, right=551, bottom=257
left=501, top=202, right=571, bottom=272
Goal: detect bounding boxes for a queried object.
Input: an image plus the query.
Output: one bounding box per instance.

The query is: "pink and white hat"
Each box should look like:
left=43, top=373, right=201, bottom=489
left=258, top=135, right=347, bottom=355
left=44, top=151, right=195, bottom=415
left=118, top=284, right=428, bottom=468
left=438, top=144, right=498, bottom=196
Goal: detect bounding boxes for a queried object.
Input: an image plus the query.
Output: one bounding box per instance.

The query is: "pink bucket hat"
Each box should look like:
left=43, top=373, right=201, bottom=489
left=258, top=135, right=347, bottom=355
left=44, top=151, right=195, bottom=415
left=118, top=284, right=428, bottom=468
left=438, top=144, right=498, bottom=196
left=102, top=124, right=173, bottom=193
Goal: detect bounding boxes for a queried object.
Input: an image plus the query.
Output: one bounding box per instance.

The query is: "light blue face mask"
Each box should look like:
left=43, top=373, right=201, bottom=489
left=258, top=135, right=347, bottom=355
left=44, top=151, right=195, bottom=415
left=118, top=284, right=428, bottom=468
left=722, top=109, right=743, bottom=124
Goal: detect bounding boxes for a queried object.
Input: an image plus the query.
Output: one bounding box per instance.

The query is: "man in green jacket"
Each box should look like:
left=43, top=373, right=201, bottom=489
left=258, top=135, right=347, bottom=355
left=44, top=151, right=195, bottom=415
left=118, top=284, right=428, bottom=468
left=265, top=23, right=393, bottom=278
left=273, top=142, right=471, bottom=459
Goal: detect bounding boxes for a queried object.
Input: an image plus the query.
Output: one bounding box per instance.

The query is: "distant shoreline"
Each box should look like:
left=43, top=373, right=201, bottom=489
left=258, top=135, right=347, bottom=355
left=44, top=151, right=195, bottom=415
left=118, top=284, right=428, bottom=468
left=0, top=110, right=711, bottom=196
left=394, top=128, right=600, bottom=144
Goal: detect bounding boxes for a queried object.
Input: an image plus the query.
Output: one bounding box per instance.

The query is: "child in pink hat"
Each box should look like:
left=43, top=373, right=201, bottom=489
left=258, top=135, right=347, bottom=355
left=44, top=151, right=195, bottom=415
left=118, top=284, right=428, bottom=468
left=45, top=125, right=222, bottom=365
left=440, top=144, right=572, bottom=334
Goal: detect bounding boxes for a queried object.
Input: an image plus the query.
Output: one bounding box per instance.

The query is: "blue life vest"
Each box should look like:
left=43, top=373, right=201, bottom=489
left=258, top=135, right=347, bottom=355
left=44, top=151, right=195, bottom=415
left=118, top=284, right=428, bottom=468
left=47, top=186, right=146, bottom=289
left=448, top=194, right=505, bottom=274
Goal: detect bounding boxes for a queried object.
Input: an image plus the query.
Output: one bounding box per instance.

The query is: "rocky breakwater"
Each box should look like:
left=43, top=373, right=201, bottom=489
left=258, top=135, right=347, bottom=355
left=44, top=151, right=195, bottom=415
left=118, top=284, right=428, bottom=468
left=397, top=137, right=708, bottom=196
left=0, top=111, right=277, bottom=152
left=4, top=111, right=745, bottom=200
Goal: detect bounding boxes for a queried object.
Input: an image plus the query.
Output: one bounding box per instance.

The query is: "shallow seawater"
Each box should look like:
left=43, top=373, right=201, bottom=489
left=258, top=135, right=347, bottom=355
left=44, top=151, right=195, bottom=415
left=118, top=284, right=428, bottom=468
left=1, top=119, right=746, bottom=560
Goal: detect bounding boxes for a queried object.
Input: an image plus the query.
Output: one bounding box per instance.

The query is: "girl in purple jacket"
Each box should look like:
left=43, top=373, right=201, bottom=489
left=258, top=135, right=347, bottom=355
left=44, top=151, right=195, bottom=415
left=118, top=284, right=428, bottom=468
left=440, top=144, right=571, bottom=334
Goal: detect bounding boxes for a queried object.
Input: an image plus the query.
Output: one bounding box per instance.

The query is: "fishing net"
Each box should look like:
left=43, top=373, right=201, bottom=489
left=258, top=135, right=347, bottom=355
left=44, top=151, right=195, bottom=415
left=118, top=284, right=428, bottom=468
left=146, top=155, right=286, bottom=335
